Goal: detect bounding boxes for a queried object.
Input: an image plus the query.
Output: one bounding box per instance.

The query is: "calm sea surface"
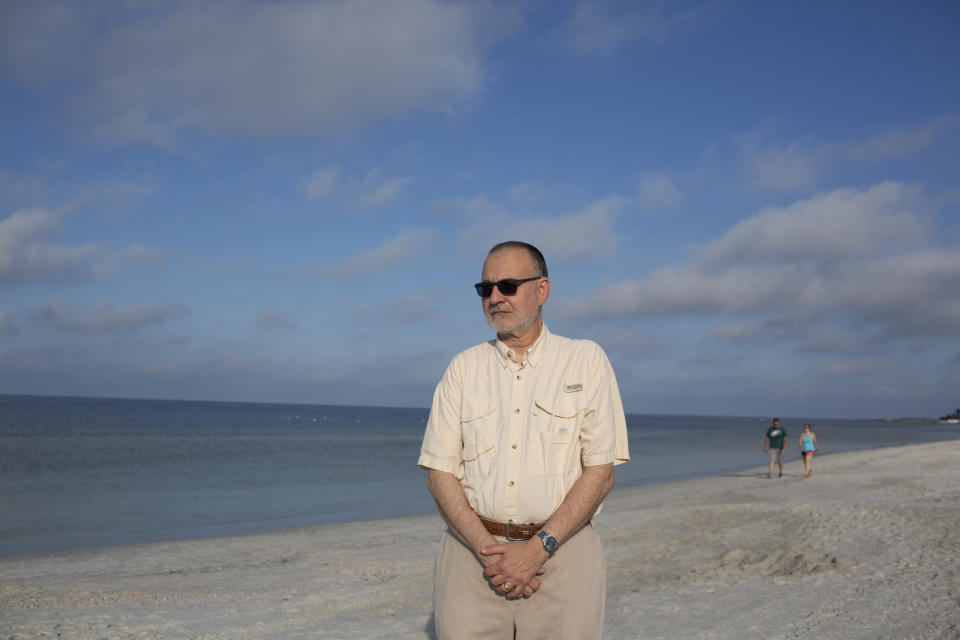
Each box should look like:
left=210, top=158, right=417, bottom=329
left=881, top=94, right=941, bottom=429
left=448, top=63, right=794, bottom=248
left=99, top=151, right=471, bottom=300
left=2, top=394, right=957, bottom=557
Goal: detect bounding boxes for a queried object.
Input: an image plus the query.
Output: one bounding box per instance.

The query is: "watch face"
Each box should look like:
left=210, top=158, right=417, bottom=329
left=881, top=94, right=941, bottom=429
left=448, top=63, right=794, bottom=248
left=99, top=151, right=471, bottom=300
left=539, top=531, right=558, bottom=553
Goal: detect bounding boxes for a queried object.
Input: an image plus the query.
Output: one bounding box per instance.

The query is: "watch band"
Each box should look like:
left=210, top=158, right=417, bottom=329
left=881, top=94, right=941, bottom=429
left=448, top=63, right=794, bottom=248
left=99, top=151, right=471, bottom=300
left=536, top=530, right=559, bottom=556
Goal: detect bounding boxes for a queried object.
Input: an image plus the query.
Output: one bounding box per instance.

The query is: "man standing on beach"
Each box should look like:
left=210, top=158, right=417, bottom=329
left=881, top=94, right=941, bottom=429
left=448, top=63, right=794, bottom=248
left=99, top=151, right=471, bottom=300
left=419, top=241, right=630, bottom=639
left=763, top=418, right=788, bottom=478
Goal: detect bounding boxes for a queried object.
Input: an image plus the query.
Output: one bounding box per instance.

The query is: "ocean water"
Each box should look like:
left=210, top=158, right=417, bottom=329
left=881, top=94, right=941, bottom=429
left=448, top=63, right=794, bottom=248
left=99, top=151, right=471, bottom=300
left=1, top=394, right=957, bottom=558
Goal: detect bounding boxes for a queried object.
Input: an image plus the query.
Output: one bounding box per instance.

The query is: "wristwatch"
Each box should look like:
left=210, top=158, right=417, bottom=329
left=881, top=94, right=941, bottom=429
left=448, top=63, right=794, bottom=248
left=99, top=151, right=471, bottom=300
left=536, top=530, right=559, bottom=557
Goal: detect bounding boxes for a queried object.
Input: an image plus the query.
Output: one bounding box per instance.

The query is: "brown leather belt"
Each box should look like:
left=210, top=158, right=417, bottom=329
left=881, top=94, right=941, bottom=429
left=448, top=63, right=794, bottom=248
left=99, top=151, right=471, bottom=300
left=479, top=516, right=546, bottom=540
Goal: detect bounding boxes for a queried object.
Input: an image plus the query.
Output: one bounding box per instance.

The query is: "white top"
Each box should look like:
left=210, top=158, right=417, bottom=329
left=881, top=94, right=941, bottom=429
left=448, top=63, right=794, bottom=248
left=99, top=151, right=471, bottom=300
left=419, top=325, right=630, bottom=524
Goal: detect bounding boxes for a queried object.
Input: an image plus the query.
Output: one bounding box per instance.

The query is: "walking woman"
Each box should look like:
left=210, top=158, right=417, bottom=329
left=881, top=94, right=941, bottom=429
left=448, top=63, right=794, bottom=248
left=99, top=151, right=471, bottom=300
left=799, top=423, right=818, bottom=477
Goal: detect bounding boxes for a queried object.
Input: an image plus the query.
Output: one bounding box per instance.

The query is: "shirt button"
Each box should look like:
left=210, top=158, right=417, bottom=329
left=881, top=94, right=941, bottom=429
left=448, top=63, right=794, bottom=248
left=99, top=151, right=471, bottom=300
left=508, top=481, right=515, bottom=487
left=516, top=375, right=522, bottom=380
left=514, top=408, right=520, bottom=414
left=512, top=443, right=518, bottom=449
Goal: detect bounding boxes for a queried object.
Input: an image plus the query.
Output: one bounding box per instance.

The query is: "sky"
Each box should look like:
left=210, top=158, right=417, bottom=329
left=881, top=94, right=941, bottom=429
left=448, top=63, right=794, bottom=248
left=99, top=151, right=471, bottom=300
left=1, top=0, right=958, bottom=419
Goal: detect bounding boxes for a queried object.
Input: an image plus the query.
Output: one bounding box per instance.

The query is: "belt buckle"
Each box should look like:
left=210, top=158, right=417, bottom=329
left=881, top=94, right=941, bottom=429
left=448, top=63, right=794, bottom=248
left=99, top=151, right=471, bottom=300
left=504, top=522, right=524, bottom=541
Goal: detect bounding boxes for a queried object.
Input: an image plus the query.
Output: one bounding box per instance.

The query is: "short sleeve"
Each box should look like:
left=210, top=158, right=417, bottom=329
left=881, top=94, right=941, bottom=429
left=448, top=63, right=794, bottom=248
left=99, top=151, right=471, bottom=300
left=418, top=356, right=466, bottom=476
left=579, top=344, right=630, bottom=467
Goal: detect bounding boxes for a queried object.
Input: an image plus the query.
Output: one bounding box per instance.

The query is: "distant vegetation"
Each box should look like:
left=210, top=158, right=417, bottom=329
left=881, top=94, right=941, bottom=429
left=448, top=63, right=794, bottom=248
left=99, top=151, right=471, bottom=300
left=940, top=408, right=960, bottom=420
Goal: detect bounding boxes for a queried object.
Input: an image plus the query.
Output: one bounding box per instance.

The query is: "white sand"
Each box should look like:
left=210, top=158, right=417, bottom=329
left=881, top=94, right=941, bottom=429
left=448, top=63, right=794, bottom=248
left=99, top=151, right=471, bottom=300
left=2, top=440, right=958, bottom=639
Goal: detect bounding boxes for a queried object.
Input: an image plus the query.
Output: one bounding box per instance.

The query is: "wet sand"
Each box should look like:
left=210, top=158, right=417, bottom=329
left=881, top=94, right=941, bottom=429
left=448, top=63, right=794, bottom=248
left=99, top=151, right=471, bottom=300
left=2, top=440, right=958, bottom=639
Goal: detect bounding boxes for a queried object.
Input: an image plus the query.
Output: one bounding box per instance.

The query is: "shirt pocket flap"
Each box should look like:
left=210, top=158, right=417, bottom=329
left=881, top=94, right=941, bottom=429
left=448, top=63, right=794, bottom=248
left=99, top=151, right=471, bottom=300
left=463, top=443, right=496, bottom=461
left=461, top=397, right=497, bottom=422
left=534, top=396, right=582, bottom=419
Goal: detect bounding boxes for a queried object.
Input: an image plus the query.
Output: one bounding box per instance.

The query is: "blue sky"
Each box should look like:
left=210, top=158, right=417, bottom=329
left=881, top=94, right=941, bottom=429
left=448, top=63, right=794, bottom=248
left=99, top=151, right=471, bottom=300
left=1, top=0, right=958, bottom=419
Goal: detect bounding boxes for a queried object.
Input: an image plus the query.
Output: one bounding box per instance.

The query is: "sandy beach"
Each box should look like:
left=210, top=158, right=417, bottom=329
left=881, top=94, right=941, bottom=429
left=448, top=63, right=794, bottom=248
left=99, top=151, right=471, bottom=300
left=2, top=440, right=958, bottom=639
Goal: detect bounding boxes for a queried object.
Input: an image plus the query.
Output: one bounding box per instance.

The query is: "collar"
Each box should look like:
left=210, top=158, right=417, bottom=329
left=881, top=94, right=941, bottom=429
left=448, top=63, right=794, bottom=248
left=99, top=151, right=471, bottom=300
left=494, top=324, right=550, bottom=368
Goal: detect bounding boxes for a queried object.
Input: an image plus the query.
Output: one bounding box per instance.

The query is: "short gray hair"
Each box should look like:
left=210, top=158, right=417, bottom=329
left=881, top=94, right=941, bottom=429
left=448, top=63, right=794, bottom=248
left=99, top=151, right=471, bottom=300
left=488, top=241, right=548, bottom=277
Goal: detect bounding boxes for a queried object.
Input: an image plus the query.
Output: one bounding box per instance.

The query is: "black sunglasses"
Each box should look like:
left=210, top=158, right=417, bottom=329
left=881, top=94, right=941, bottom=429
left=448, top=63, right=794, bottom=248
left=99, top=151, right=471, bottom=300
left=474, top=276, right=541, bottom=298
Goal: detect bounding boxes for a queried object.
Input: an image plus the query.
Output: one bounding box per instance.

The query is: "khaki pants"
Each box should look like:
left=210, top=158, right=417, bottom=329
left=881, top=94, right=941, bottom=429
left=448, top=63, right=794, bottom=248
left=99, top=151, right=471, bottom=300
left=433, top=524, right=606, bottom=640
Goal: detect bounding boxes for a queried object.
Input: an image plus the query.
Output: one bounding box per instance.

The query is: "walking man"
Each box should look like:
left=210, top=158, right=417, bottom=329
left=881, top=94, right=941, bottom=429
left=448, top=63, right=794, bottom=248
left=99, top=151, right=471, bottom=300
left=763, top=417, right=788, bottom=478
left=419, top=241, right=630, bottom=639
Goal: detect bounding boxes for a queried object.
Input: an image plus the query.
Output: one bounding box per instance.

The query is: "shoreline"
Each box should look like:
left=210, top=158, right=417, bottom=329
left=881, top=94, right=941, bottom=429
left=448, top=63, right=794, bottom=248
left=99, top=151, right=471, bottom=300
left=7, top=394, right=960, bottom=562
left=8, top=436, right=959, bottom=561
left=2, top=441, right=959, bottom=639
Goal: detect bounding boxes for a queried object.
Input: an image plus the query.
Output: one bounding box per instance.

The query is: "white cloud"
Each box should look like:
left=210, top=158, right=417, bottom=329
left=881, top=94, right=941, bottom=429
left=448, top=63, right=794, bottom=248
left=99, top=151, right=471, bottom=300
left=724, top=126, right=827, bottom=193
left=111, top=243, right=169, bottom=267
left=554, top=183, right=960, bottom=339
left=510, top=197, right=625, bottom=260
left=0, top=208, right=167, bottom=283
left=59, top=180, right=158, bottom=216
left=304, top=167, right=415, bottom=207
left=0, top=208, right=100, bottom=283
left=331, top=229, right=438, bottom=277
left=507, top=182, right=546, bottom=209
left=0, top=1, right=505, bottom=143
left=305, top=168, right=340, bottom=201
left=699, top=182, right=928, bottom=267
left=357, top=176, right=415, bottom=207
left=562, top=0, right=719, bottom=55
left=711, top=114, right=960, bottom=194
left=850, top=113, right=960, bottom=160
left=34, top=300, right=189, bottom=334
left=743, top=142, right=823, bottom=192
left=566, top=1, right=669, bottom=54
left=0, top=172, right=156, bottom=218
left=703, top=124, right=823, bottom=194
left=461, top=195, right=627, bottom=262
left=829, top=249, right=960, bottom=337
left=636, top=172, right=682, bottom=208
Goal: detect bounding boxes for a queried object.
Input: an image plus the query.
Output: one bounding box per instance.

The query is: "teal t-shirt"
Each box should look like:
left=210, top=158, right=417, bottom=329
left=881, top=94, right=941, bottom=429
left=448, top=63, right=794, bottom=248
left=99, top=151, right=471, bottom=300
left=766, top=425, right=787, bottom=450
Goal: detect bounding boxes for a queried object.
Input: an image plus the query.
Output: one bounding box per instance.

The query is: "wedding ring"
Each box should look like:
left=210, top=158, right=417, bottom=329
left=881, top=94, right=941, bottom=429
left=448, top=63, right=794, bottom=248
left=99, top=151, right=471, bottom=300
left=502, top=583, right=511, bottom=591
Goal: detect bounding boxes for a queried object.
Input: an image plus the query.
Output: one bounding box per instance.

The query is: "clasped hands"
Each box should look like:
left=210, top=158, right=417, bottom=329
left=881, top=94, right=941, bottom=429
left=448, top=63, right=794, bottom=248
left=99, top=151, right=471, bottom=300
left=480, top=538, right=550, bottom=599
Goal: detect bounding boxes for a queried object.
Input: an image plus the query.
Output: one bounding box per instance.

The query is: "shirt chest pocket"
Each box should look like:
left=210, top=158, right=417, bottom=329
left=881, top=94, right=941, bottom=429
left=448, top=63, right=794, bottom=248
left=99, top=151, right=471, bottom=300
left=461, top=397, right=497, bottom=478
left=527, top=396, right=582, bottom=476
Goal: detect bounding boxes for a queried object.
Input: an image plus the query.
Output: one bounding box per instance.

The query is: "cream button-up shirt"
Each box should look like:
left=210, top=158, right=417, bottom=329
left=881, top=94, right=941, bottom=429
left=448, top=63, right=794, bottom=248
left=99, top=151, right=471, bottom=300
left=419, top=325, right=630, bottom=524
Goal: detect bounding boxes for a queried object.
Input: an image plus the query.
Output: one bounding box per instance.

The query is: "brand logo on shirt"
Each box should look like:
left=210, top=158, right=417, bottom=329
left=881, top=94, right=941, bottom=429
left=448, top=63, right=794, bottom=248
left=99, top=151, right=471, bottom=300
left=563, top=383, right=583, bottom=392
